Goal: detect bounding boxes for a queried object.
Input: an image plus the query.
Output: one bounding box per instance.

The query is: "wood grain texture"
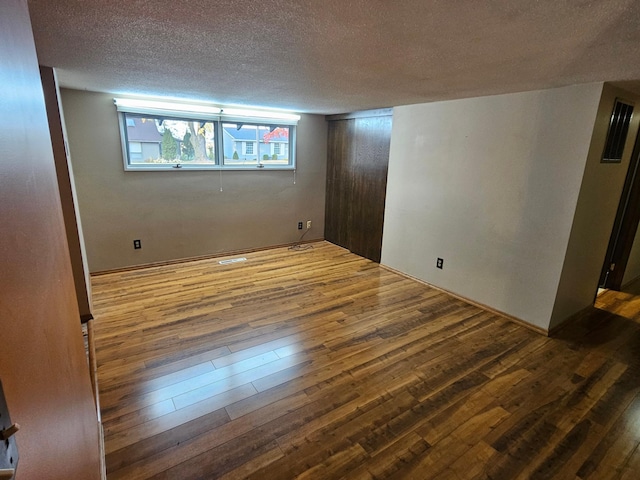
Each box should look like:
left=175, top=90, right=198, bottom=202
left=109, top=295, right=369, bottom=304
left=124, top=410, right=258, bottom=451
left=325, top=115, right=392, bottom=262
left=0, top=2, right=101, bottom=478
left=92, top=241, right=640, bottom=479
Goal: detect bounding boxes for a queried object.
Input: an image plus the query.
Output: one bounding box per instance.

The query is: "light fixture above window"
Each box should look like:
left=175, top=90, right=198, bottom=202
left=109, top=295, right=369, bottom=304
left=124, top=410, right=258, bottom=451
left=219, top=107, right=300, bottom=122
left=114, top=98, right=300, bottom=124
left=114, top=98, right=222, bottom=118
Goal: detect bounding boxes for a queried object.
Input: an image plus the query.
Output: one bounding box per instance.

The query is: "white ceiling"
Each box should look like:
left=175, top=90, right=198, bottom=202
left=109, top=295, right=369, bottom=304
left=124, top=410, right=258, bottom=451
left=27, top=0, right=640, bottom=114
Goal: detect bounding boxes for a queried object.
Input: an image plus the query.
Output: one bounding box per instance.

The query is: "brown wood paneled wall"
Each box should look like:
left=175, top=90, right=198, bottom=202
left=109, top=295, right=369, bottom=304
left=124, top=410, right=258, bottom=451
left=325, top=111, right=392, bottom=262
left=0, top=2, right=101, bottom=478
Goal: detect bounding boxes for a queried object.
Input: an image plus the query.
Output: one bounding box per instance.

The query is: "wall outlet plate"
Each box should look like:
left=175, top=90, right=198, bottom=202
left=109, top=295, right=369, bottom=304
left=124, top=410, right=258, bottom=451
left=133, top=239, right=141, bottom=249
left=436, top=258, right=443, bottom=269
left=297, top=221, right=303, bottom=230
left=0, top=381, right=19, bottom=477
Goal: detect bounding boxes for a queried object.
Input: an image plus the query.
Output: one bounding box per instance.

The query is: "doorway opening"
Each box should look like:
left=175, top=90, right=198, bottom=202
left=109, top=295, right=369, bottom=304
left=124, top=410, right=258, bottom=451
left=599, top=128, right=640, bottom=292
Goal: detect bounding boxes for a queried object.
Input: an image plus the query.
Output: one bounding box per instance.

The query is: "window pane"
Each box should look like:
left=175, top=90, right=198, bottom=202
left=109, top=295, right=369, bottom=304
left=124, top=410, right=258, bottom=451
left=124, top=113, right=217, bottom=166
left=222, top=122, right=291, bottom=166
left=262, top=126, right=290, bottom=165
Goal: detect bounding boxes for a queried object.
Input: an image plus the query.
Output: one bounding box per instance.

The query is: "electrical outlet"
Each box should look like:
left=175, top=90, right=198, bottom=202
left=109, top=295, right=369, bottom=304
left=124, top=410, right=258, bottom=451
left=307, top=220, right=312, bottom=229
left=297, top=221, right=303, bottom=230
left=134, top=239, right=141, bottom=249
left=436, top=258, right=443, bottom=269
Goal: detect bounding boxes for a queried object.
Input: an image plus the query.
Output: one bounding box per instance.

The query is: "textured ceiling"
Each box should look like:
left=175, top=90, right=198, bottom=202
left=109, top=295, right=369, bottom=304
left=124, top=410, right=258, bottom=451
left=27, top=0, right=640, bottom=114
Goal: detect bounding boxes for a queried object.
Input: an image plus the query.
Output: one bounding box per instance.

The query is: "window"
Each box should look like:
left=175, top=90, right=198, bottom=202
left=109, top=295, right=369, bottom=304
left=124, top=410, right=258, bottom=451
left=222, top=123, right=293, bottom=167
left=129, top=141, right=142, bottom=162
left=121, top=113, right=217, bottom=168
left=115, top=98, right=298, bottom=171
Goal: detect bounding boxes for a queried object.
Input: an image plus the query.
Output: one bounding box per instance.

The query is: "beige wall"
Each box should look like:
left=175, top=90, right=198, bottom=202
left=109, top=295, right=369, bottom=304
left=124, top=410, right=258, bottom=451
left=381, top=83, right=603, bottom=331
left=550, top=85, right=640, bottom=328
left=61, top=89, right=327, bottom=272
left=622, top=222, right=640, bottom=286
left=0, top=1, right=101, bottom=478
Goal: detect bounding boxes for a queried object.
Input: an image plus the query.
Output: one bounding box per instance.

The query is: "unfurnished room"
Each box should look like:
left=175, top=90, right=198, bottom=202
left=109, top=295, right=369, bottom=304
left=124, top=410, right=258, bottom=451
left=3, top=1, right=640, bottom=479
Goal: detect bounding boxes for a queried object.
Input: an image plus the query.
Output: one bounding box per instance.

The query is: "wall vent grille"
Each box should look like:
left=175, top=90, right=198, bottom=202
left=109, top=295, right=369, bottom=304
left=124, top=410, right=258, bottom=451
left=602, top=99, right=634, bottom=163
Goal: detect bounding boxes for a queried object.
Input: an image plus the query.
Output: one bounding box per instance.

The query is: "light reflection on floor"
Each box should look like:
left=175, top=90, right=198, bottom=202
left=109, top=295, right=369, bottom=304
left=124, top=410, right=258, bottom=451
left=136, top=341, right=304, bottom=423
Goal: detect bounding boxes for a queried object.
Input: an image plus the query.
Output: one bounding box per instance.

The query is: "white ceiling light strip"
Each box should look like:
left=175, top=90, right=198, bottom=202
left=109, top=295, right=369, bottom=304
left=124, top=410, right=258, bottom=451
left=219, top=107, right=300, bottom=123
left=114, top=98, right=221, bottom=120
left=114, top=98, right=300, bottom=124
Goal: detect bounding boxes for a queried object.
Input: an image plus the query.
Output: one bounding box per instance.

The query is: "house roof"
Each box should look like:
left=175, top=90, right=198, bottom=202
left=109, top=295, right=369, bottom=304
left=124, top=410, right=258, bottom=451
left=27, top=0, right=640, bottom=114
left=223, top=126, right=287, bottom=142
left=126, top=117, right=163, bottom=143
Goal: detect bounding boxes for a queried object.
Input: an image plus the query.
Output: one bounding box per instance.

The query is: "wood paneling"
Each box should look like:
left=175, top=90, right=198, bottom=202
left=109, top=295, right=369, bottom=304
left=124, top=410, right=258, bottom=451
left=325, top=114, right=392, bottom=262
left=0, top=2, right=101, bottom=478
left=93, top=241, right=640, bottom=479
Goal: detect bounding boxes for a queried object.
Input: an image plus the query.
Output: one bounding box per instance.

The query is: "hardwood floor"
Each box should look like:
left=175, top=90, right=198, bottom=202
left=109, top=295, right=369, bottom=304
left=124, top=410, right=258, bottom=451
left=91, top=241, right=640, bottom=479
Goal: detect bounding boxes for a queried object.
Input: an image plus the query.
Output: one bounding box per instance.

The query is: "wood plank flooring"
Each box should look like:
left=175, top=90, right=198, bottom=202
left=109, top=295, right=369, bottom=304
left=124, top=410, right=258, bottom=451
left=91, top=241, right=640, bottom=479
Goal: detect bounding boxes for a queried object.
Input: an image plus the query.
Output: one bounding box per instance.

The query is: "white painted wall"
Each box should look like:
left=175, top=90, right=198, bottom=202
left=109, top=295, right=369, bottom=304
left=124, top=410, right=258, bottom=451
left=381, top=84, right=603, bottom=330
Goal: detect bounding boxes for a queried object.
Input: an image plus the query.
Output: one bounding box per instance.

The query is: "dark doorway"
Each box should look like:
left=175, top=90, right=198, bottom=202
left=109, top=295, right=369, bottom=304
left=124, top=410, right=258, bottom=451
left=599, top=129, right=640, bottom=290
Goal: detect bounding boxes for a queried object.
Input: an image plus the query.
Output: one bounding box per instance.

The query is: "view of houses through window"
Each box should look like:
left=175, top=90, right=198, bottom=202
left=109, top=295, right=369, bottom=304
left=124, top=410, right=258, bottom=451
left=223, top=123, right=290, bottom=166
left=122, top=112, right=293, bottom=169
left=125, top=114, right=217, bottom=166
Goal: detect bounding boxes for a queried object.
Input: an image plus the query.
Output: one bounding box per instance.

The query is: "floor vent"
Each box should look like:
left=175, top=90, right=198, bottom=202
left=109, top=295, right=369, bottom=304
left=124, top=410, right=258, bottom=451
left=218, top=257, right=247, bottom=265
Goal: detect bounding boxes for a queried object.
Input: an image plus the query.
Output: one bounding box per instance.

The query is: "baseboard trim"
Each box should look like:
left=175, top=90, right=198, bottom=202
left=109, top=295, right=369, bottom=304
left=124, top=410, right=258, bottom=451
left=98, top=421, right=106, bottom=480
left=380, top=264, right=549, bottom=336
left=85, top=318, right=106, bottom=479
left=91, top=239, right=323, bottom=276
left=621, top=274, right=640, bottom=290
left=86, top=319, right=100, bottom=420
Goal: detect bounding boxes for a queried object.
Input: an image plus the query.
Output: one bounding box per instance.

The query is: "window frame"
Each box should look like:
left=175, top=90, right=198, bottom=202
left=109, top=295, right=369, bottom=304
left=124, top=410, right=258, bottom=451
left=115, top=99, right=298, bottom=172
left=119, top=113, right=220, bottom=170
left=221, top=121, right=295, bottom=169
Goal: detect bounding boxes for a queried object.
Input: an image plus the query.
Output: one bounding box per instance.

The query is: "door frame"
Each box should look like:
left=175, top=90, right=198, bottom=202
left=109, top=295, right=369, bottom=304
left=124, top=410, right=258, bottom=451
left=599, top=129, right=640, bottom=290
